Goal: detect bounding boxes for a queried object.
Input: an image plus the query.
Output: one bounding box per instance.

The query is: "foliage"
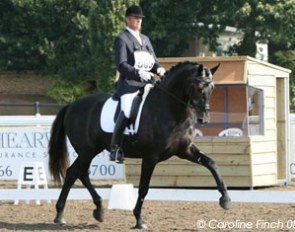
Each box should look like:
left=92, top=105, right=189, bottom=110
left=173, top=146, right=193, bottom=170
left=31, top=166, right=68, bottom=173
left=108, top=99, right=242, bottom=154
left=0, top=0, right=47, bottom=70
left=227, top=0, right=295, bottom=56
left=88, top=0, right=139, bottom=93
left=140, top=0, right=228, bottom=56
left=273, top=50, right=295, bottom=105
left=227, top=0, right=295, bottom=105
left=0, top=0, right=139, bottom=103
left=140, top=0, right=295, bottom=57
left=139, top=0, right=295, bottom=106
left=1, top=0, right=295, bottom=104
left=47, top=77, right=86, bottom=104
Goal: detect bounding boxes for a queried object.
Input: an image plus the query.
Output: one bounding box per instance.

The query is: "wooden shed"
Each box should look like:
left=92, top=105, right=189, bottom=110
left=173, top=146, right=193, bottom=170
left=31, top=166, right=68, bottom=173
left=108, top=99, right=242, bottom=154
left=125, top=56, right=291, bottom=188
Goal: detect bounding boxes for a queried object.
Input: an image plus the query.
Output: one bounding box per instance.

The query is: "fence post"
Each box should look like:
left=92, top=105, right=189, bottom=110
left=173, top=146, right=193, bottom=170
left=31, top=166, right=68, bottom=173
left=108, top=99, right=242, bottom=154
left=35, top=101, right=40, bottom=116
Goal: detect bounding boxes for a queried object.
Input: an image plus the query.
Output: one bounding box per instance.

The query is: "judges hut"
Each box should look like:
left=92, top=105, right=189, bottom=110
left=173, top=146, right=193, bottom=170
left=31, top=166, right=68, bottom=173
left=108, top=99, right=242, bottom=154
left=125, top=56, right=291, bottom=188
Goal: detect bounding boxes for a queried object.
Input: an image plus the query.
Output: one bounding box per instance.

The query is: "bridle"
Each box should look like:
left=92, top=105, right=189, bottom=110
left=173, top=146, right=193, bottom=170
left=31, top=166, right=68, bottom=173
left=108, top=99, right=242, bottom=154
left=154, top=76, right=214, bottom=110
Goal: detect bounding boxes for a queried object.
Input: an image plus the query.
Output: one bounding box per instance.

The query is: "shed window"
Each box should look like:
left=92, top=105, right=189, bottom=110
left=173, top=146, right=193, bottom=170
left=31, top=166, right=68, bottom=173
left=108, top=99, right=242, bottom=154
left=195, top=84, right=263, bottom=137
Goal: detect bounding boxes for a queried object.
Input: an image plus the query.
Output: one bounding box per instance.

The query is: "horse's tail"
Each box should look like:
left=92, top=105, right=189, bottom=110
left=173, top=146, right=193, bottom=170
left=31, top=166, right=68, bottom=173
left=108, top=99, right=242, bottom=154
left=48, top=105, right=70, bottom=186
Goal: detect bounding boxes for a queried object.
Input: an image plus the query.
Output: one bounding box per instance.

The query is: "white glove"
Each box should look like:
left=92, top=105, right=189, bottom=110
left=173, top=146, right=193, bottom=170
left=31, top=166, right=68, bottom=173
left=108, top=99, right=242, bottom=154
left=157, top=67, right=166, bottom=77
left=138, top=70, right=152, bottom=82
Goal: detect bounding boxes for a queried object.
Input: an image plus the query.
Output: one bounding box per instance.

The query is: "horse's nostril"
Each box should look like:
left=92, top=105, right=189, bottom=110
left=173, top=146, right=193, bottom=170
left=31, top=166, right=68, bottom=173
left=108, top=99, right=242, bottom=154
left=197, top=118, right=203, bottom=124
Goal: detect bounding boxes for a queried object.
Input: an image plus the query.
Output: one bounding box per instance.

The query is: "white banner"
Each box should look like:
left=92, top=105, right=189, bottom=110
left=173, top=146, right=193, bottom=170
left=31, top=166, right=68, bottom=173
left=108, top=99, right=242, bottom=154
left=0, top=127, right=124, bottom=180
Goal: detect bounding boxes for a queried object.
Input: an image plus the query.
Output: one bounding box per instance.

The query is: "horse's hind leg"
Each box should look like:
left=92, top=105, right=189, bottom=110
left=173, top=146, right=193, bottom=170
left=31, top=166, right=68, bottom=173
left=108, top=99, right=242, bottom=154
left=178, top=144, right=231, bottom=210
left=54, top=159, right=80, bottom=224
left=78, top=160, right=104, bottom=222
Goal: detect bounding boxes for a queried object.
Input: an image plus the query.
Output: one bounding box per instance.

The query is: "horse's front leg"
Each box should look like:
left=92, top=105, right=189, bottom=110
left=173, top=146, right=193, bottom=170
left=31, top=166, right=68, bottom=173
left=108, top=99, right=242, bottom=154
left=179, top=144, right=231, bottom=210
left=133, top=158, right=157, bottom=229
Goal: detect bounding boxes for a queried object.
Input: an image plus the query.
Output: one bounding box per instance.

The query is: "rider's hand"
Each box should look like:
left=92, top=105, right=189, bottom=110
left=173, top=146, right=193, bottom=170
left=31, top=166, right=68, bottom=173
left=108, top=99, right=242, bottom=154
left=157, top=67, right=166, bottom=77
left=139, top=70, right=152, bottom=82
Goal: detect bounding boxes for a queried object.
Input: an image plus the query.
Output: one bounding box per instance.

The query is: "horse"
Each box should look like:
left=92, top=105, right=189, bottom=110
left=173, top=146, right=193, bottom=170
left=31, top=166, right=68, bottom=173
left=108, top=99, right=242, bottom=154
left=48, top=61, right=231, bottom=229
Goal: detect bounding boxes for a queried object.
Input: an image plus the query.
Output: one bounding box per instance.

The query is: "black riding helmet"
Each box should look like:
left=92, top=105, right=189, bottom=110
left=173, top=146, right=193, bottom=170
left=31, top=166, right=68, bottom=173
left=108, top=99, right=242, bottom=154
left=125, top=5, right=145, bottom=18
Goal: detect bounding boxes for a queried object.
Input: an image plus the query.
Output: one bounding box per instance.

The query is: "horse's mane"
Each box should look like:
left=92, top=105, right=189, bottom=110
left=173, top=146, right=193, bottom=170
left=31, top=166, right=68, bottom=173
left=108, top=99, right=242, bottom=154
left=161, top=61, right=202, bottom=87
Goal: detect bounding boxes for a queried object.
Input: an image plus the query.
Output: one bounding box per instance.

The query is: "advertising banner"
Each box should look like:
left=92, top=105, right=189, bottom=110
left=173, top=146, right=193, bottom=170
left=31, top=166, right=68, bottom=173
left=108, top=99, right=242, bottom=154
left=0, top=127, right=124, bottom=180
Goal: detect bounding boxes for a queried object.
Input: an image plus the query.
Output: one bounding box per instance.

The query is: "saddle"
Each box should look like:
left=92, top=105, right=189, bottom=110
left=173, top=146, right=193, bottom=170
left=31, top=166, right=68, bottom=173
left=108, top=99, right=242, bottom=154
left=112, top=87, right=144, bottom=125
left=100, top=84, right=153, bottom=135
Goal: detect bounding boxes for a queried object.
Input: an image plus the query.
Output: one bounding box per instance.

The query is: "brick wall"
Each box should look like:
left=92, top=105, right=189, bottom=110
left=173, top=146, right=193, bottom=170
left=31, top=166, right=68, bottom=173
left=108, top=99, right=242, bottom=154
left=0, top=71, right=50, bottom=95
left=0, top=71, right=57, bottom=115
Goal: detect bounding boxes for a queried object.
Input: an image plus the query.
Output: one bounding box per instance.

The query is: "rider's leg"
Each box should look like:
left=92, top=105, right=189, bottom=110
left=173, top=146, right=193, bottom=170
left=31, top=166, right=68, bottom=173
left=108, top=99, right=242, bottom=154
left=109, top=111, right=129, bottom=163
left=110, top=92, right=138, bottom=163
left=129, top=95, right=142, bottom=123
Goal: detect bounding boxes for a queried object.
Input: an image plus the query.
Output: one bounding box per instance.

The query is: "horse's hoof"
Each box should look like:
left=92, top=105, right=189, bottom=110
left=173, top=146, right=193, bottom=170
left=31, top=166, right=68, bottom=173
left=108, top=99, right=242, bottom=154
left=219, top=195, right=231, bottom=210
left=93, top=208, right=104, bottom=222
left=133, top=223, right=148, bottom=229
left=54, top=217, right=66, bottom=224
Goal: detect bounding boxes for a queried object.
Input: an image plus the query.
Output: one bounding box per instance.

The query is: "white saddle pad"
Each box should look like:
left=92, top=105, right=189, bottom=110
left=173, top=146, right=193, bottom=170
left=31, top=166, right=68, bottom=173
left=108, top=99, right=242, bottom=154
left=100, top=84, right=153, bottom=135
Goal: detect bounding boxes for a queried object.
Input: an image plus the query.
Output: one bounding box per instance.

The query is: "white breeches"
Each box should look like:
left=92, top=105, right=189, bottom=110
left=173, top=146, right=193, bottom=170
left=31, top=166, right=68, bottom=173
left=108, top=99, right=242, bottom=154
left=120, top=91, right=139, bottom=118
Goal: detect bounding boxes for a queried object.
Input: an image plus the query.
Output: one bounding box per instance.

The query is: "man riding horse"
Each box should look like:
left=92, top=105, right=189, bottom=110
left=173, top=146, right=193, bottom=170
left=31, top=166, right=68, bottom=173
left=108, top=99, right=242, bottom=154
left=111, top=5, right=166, bottom=163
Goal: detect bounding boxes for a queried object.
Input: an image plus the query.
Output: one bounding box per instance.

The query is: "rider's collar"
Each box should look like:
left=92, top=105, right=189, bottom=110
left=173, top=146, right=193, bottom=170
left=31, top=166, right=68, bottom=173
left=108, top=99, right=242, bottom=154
left=126, top=26, right=140, bottom=35
left=126, top=27, right=142, bottom=45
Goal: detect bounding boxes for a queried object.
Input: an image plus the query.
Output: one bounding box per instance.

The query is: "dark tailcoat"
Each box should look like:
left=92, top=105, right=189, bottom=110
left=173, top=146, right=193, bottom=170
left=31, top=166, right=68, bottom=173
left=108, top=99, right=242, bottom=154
left=114, top=29, right=161, bottom=97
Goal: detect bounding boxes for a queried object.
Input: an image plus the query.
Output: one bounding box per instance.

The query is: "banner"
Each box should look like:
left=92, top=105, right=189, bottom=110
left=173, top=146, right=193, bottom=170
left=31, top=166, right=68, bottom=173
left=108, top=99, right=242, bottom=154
left=0, top=127, right=124, bottom=180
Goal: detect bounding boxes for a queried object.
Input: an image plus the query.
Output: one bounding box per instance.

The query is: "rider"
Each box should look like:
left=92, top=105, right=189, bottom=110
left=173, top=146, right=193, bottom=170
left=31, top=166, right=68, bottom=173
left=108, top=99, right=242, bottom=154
left=110, top=5, right=165, bottom=163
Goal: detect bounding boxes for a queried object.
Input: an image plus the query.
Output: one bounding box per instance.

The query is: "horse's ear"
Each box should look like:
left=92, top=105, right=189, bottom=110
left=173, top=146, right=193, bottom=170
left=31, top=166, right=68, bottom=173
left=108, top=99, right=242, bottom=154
left=196, top=64, right=204, bottom=75
left=210, top=63, right=220, bottom=75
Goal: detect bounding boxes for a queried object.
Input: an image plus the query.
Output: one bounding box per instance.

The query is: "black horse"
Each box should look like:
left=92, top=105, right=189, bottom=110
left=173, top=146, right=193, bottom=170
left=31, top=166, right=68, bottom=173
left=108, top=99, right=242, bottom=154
left=48, top=61, right=231, bottom=229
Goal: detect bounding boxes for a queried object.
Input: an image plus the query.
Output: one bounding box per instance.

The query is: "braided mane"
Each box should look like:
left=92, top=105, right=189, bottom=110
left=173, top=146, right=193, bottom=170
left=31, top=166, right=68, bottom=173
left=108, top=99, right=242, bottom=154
left=161, top=61, right=202, bottom=87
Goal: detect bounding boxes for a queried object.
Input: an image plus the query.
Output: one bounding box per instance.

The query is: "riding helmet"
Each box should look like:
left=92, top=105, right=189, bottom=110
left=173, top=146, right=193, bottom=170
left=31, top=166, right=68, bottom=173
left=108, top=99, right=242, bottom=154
left=125, top=5, right=145, bottom=18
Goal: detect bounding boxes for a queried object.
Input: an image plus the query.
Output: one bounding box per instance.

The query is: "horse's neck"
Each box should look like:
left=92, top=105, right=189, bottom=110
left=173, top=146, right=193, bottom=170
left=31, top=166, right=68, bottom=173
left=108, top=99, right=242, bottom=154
left=147, top=90, right=195, bottom=145
left=149, top=87, right=191, bottom=123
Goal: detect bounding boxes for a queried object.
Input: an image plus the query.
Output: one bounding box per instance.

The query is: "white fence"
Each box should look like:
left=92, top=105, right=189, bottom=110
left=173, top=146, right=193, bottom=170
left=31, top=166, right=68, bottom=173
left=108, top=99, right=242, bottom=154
left=1, top=114, right=295, bottom=181
left=0, top=114, right=295, bottom=203
left=0, top=115, right=124, bottom=181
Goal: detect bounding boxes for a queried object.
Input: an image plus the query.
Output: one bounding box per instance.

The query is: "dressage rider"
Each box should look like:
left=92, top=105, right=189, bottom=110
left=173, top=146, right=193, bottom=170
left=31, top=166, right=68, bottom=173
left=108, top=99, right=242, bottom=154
left=110, top=5, right=165, bottom=163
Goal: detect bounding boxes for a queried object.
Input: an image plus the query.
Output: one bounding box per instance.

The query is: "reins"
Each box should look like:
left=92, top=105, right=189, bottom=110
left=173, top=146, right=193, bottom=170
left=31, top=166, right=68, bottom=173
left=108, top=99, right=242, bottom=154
left=147, top=64, right=214, bottom=110
left=155, top=81, right=195, bottom=109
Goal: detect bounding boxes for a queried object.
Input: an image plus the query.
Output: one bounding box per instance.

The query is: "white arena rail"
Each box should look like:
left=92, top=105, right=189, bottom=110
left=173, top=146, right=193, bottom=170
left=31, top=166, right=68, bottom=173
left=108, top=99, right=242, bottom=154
left=0, top=114, right=295, bottom=203
left=0, top=115, right=55, bottom=126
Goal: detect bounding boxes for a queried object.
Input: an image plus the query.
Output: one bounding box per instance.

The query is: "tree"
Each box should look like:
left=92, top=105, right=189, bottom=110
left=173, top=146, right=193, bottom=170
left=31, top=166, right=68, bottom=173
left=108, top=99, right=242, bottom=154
left=140, top=0, right=295, bottom=105
left=224, top=1, right=295, bottom=56
left=140, top=0, right=295, bottom=57
left=0, top=0, right=139, bottom=103
left=272, top=50, right=295, bottom=105
left=1, top=1, right=295, bottom=103
left=88, top=0, right=139, bottom=92
left=140, top=0, right=230, bottom=57
left=45, top=0, right=140, bottom=102
left=140, top=0, right=260, bottom=57
left=0, top=0, right=48, bottom=70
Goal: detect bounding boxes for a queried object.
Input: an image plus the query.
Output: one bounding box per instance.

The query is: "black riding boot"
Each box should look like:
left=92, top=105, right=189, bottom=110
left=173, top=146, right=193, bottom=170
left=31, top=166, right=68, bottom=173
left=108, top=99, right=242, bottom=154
left=110, top=111, right=129, bottom=163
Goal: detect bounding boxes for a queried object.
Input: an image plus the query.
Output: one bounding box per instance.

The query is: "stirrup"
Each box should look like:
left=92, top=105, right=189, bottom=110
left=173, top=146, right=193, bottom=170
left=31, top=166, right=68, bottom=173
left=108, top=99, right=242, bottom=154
left=110, top=146, right=124, bottom=164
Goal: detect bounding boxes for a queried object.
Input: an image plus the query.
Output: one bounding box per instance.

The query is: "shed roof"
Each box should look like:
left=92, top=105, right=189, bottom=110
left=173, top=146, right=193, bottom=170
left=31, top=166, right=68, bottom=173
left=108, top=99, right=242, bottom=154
left=158, top=56, right=291, bottom=84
